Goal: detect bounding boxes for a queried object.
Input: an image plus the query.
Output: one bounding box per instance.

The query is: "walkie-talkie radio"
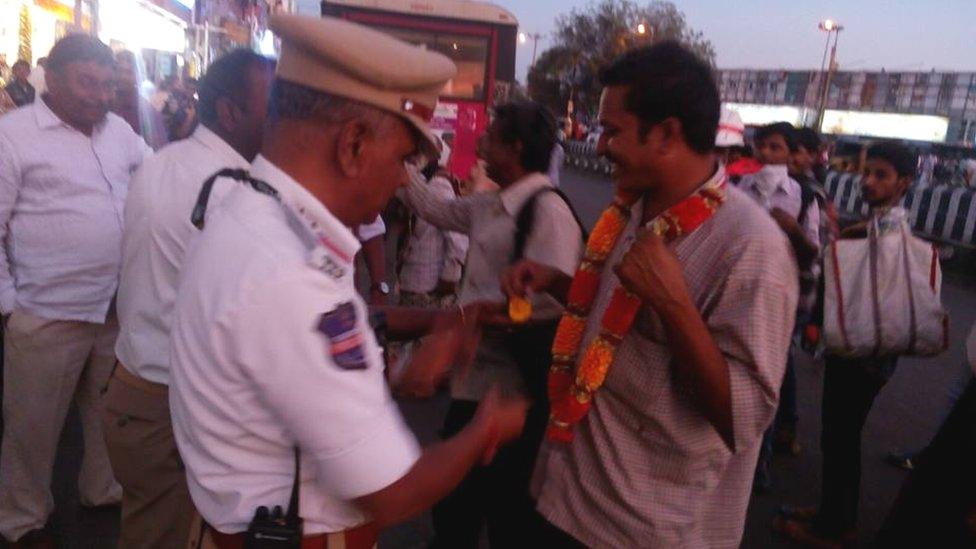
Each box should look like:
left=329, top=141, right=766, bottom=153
left=244, top=448, right=303, bottom=548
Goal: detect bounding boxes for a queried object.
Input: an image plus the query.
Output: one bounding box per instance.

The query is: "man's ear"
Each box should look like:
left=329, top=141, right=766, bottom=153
left=335, top=117, right=372, bottom=178
left=897, top=175, right=912, bottom=197
left=655, top=117, right=683, bottom=155
left=214, top=96, right=239, bottom=133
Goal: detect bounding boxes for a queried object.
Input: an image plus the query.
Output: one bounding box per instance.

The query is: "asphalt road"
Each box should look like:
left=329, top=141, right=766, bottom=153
left=11, top=166, right=976, bottom=548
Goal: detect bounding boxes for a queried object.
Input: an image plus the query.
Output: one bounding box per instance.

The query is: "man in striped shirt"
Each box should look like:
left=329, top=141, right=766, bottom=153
left=504, top=42, right=798, bottom=548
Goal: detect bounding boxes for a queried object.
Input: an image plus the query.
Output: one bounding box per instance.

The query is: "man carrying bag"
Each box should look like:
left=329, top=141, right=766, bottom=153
left=778, top=141, right=948, bottom=548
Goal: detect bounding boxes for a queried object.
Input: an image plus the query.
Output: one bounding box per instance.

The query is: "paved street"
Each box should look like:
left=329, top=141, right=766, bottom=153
left=10, top=166, right=976, bottom=548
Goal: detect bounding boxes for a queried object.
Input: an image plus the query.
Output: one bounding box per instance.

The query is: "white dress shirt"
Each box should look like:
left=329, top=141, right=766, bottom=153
left=116, top=126, right=248, bottom=385
left=356, top=215, right=386, bottom=242
left=548, top=143, right=565, bottom=188
left=27, top=65, right=45, bottom=96
left=399, top=171, right=584, bottom=400
left=169, top=156, right=420, bottom=534
left=398, top=174, right=468, bottom=294
left=0, top=99, right=150, bottom=322
left=739, top=165, right=821, bottom=252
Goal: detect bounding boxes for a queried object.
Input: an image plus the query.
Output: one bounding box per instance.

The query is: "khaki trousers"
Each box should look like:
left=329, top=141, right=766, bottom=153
left=102, top=364, right=195, bottom=549
left=0, top=309, right=122, bottom=541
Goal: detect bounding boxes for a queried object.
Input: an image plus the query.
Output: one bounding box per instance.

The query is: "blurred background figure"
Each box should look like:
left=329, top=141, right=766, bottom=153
left=150, top=75, right=175, bottom=111
left=715, top=105, right=746, bottom=165
left=111, top=51, right=167, bottom=150
left=161, top=77, right=198, bottom=142
left=5, top=60, right=35, bottom=107
left=27, top=57, right=46, bottom=96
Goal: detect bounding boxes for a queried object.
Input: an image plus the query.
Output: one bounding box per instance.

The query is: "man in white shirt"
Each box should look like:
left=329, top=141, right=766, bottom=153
left=0, top=35, right=150, bottom=545
left=397, top=101, right=584, bottom=547
left=27, top=57, right=45, bottom=97
left=738, top=122, right=821, bottom=491
left=168, top=15, right=527, bottom=547
left=356, top=215, right=392, bottom=304
left=104, top=49, right=275, bottom=549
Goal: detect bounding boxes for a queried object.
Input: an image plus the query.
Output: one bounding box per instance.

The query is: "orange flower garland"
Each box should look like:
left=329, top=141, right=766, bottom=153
left=547, top=177, right=728, bottom=443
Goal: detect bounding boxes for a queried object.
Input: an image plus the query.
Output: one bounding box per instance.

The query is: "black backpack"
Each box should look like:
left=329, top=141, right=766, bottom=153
left=506, top=186, right=587, bottom=407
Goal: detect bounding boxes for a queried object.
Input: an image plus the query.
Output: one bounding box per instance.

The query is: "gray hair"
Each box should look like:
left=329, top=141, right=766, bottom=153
left=269, top=78, right=390, bottom=129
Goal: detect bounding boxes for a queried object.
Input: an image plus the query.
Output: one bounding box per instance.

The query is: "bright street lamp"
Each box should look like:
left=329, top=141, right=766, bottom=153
left=636, top=23, right=647, bottom=35
left=819, top=19, right=838, bottom=32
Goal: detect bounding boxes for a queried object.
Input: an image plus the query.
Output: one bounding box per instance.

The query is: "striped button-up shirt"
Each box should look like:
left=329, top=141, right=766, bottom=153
left=0, top=99, right=150, bottom=322
left=398, top=174, right=468, bottom=294
left=532, top=169, right=799, bottom=548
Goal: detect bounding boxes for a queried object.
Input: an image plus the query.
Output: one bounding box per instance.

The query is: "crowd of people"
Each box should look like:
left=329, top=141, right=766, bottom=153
left=0, top=50, right=201, bottom=147
left=0, top=12, right=972, bottom=549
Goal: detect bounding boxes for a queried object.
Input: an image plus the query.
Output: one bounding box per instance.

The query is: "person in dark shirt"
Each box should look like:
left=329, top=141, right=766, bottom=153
left=5, top=60, right=35, bottom=107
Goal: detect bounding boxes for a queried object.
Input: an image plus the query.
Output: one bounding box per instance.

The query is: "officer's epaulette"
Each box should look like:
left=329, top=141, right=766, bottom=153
left=280, top=200, right=347, bottom=281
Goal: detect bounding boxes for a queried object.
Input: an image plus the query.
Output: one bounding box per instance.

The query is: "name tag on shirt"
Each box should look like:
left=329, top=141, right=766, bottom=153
left=317, top=302, right=367, bottom=370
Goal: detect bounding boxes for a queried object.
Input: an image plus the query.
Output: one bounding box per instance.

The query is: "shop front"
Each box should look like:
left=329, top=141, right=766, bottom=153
left=0, top=0, right=91, bottom=79
left=99, top=0, right=191, bottom=83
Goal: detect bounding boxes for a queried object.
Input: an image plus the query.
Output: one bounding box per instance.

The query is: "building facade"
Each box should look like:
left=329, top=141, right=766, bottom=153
left=718, top=68, right=976, bottom=145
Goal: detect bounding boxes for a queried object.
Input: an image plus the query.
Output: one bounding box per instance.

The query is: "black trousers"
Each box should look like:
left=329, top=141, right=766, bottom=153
left=431, top=322, right=558, bottom=548
left=814, top=355, right=894, bottom=536
left=876, top=377, right=976, bottom=547
left=430, top=397, right=550, bottom=548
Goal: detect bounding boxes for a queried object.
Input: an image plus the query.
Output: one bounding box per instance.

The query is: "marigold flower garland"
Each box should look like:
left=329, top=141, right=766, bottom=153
left=547, top=177, right=728, bottom=442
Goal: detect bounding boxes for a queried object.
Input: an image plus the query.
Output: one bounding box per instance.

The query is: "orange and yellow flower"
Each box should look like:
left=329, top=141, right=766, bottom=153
left=546, top=177, right=728, bottom=443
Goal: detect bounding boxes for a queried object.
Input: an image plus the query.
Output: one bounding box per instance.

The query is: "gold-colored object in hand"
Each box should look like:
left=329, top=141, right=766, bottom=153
left=508, top=296, right=532, bottom=323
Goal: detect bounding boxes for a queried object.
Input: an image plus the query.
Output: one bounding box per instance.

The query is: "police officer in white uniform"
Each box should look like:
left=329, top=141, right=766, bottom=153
left=169, top=15, right=527, bottom=549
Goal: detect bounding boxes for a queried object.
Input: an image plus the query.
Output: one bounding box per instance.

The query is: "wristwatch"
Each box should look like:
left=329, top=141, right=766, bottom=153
left=371, top=281, right=391, bottom=296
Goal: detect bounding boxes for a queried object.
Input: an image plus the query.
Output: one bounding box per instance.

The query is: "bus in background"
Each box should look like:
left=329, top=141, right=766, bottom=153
left=321, top=0, right=519, bottom=179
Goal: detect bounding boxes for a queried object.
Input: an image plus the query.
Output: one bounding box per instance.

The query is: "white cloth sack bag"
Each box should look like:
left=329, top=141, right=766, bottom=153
left=824, top=211, right=948, bottom=358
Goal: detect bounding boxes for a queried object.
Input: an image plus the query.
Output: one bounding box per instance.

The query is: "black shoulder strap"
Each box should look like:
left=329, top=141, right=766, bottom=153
left=799, top=178, right=825, bottom=224
left=513, top=186, right=588, bottom=262
left=285, top=447, right=301, bottom=526
left=191, top=168, right=280, bottom=230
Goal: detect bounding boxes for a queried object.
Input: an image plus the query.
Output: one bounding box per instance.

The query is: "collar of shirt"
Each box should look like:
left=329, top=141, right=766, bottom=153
left=249, top=155, right=361, bottom=265
left=499, top=172, right=553, bottom=217
left=192, top=125, right=247, bottom=167
left=778, top=177, right=799, bottom=197
left=640, top=164, right=727, bottom=219
left=33, top=95, right=106, bottom=134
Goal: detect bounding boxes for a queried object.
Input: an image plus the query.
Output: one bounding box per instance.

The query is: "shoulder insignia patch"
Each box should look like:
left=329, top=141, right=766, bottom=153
left=317, top=302, right=367, bottom=370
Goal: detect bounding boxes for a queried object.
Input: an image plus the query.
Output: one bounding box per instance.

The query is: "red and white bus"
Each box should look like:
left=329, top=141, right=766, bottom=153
left=321, top=0, right=519, bottom=178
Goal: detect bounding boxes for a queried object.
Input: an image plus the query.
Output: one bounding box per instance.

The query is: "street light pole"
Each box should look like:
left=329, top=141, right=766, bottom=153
left=815, top=20, right=843, bottom=130
left=519, top=32, right=544, bottom=66
left=817, top=30, right=831, bottom=106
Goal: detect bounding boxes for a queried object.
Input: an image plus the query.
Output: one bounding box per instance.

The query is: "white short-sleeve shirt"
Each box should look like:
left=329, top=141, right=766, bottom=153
left=116, top=126, right=249, bottom=385
left=356, top=215, right=386, bottom=242
left=169, top=155, right=420, bottom=534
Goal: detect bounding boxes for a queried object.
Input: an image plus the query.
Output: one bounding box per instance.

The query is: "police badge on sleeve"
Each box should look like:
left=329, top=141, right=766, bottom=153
left=317, top=302, right=367, bottom=370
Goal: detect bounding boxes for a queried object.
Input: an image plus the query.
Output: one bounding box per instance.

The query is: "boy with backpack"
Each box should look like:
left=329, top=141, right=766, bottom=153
left=738, top=122, right=822, bottom=489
